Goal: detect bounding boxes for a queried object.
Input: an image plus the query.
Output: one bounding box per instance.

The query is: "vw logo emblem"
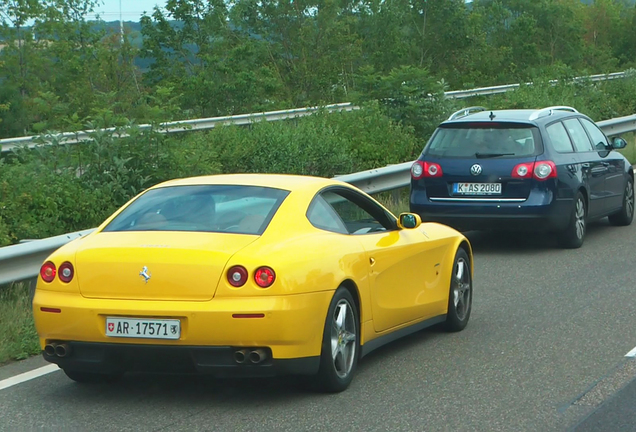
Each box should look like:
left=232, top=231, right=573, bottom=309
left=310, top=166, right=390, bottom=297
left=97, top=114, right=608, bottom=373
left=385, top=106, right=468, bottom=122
left=470, top=164, right=482, bottom=176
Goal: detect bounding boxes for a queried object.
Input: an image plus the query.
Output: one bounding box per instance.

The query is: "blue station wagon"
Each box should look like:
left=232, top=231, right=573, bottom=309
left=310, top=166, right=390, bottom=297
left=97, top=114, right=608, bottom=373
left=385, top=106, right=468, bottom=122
left=409, top=106, right=634, bottom=248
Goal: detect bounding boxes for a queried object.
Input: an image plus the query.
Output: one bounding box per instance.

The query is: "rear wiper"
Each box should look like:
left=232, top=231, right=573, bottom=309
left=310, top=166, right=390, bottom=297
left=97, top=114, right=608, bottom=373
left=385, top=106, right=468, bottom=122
left=475, top=152, right=515, bottom=158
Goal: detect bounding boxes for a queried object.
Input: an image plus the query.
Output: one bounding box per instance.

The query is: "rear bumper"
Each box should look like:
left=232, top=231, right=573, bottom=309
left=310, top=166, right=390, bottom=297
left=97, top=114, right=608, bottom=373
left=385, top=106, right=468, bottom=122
left=33, top=289, right=333, bottom=375
left=410, top=188, right=573, bottom=232
left=42, top=342, right=319, bottom=377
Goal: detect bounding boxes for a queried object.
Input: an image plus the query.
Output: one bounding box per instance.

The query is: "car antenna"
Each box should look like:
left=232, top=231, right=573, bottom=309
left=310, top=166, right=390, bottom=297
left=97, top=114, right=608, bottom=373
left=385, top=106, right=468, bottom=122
left=489, top=111, right=496, bottom=120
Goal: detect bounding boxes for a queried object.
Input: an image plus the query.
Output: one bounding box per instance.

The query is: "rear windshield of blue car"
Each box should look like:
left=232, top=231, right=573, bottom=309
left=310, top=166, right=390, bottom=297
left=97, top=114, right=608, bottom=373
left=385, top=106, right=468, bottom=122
left=423, top=122, right=543, bottom=158
left=102, top=185, right=290, bottom=235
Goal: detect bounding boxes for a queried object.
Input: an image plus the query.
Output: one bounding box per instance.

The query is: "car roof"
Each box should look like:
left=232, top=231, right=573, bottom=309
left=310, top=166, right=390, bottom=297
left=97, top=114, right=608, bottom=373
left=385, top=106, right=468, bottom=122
left=441, top=106, right=586, bottom=126
left=151, top=173, right=346, bottom=193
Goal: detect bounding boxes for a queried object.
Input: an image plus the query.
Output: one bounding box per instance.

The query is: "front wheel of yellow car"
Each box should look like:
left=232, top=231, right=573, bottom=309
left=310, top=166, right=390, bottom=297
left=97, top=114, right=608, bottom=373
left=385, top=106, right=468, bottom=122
left=312, top=287, right=360, bottom=393
left=63, top=369, right=122, bottom=384
left=443, top=248, right=472, bottom=332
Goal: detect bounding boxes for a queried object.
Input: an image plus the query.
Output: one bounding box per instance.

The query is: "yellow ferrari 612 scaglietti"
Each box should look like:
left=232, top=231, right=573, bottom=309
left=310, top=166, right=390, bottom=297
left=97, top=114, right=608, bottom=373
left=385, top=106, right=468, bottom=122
left=33, top=174, right=473, bottom=393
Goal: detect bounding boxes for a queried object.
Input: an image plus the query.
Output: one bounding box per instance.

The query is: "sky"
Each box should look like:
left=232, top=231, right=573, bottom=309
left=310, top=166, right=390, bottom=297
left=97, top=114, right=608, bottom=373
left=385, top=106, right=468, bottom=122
left=88, top=0, right=168, bottom=22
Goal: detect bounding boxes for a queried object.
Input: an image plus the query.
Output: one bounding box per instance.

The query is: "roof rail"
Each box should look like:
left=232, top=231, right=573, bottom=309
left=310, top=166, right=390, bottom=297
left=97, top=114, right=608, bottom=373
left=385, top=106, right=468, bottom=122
left=447, top=106, right=488, bottom=121
left=529, top=106, right=579, bottom=121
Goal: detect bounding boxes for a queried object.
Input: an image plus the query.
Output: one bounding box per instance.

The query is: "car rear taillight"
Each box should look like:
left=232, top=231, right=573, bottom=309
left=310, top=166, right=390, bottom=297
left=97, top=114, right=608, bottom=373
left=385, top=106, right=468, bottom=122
left=40, top=261, right=56, bottom=283
left=512, top=163, right=533, bottom=179
left=425, top=162, right=442, bottom=177
left=424, top=162, right=443, bottom=177
left=411, top=161, right=424, bottom=179
left=255, top=267, right=275, bottom=288
left=227, top=265, right=248, bottom=287
left=411, top=161, right=443, bottom=179
left=58, top=262, right=74, bottom=283
left=511, top=161, right=557, bottom=181
left=533, top=161, right=557, bottom=180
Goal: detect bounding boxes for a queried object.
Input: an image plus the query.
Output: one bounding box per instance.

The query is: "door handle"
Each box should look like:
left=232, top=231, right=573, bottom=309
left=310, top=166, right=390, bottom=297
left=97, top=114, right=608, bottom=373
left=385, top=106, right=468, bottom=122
left=369, top=257, right=375, bottom=266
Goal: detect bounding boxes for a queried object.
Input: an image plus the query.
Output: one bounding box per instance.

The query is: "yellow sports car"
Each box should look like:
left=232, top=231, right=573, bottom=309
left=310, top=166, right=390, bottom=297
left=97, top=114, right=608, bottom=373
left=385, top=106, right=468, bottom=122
left=33, top=174, right=473, bottom=392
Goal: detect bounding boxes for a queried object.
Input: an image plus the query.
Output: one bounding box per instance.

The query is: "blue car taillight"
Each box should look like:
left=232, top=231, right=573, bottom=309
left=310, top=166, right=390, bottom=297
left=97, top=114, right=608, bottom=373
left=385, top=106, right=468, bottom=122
left=512, top=161, right=556, bottom=181
left=411, top=161, right=443, bottom=179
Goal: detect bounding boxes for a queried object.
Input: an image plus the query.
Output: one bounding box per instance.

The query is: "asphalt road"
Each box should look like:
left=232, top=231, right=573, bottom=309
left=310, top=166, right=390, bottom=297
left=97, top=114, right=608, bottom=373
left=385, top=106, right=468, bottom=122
left=2, top=219, right=636, bottom=431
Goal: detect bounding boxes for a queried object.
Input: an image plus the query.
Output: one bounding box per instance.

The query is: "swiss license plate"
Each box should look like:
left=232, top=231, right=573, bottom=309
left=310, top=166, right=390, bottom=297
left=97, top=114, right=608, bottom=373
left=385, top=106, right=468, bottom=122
left=105, top=317, right=181, bottom=340
left=453, top=182, right=502, bottom=195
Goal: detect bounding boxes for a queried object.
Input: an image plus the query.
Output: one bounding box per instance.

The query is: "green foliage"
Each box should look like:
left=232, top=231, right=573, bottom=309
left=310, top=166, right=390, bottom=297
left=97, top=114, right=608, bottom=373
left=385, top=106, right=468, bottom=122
left=0, top=105, right=416, bottom=245
left=481, top=70, right=636, bottom=122
left=200, top=103, right=418, bottom=177
left=353, top=65, right=459, bottom=139
left=0, top=0, right=636, bottom=250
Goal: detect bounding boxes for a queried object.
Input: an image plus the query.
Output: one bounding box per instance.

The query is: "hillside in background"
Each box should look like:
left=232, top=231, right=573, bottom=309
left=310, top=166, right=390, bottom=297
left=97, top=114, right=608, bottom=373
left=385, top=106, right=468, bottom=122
left=0, top=0, right=635, bottom=140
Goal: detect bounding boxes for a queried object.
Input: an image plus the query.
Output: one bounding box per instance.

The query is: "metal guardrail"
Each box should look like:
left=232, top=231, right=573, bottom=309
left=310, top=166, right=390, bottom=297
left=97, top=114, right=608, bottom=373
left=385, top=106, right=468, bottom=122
left=0, top=229, right=95, bottom=286
left=0, top=70, right=632, bottom=153
left=2, top=111, right=635, bottom=287
left=445, top=71, right=630, bottom=99
left=0, top=103, right=358, bottom=153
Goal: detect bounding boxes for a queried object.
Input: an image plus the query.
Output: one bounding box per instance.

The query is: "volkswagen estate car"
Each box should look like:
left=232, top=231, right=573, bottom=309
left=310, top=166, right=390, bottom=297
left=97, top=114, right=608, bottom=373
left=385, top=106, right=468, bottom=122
left=409, top=106, right=634, bottom=248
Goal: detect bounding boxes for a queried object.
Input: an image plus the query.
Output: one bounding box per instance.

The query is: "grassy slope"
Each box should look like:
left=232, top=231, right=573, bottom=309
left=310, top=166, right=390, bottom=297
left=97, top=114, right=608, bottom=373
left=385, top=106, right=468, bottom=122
left=0, top=283, right=40, bottom=364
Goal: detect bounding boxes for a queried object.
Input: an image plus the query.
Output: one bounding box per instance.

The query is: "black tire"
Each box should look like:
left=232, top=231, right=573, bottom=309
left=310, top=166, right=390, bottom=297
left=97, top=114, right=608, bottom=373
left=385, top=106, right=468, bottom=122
left=608, top=176, right=634, bottom=227
left=311, top=287, right=360, bottom=393
left=558, top=191, right=586, bottom=249
left=63, top=369, right=122, bottom=384
left=443, top=248, right=472, bottom=332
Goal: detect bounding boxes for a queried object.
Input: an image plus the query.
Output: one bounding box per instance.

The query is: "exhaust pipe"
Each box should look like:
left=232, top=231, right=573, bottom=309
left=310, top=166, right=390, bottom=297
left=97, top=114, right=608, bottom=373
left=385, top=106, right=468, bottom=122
left=44, top=343, right=58, bottom=357
left=249, top=349, right=267, bottom=364
left=54, top=343, right=70, bottom=358
left=234, top=349, right=249, bottom=364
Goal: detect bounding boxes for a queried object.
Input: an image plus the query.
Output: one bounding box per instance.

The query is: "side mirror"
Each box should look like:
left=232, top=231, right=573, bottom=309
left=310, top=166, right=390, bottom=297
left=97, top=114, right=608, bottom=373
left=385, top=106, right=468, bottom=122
left=398, top=213, right=422, bottom=229
left=611, top=136, right=628, bottom=150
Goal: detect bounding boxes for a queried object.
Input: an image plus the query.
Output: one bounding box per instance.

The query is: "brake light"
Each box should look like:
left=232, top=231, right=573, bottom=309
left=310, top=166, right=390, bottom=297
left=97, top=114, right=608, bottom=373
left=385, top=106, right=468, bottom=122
left=424, top=162, right=443, bottom=177
left=534, top=161, right=557, bottom=180
left=227, top=265, right=248, bottom=287
left=511, top=161, right=557, bottom=181
left=40, top=261, right=56, bottom=283
left=255, top=267, right=275, bottom=288
left=512, top=163, right=533, bottom=179
left=58, top=262, right=74, bottom=283
left=411, top=161, right=443, bottom=179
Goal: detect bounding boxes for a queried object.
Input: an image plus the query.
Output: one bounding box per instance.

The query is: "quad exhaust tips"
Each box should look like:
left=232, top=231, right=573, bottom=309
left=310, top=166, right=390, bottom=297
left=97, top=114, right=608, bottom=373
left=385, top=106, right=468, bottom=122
left=234, top=348, right=268, bottom=364
left=234, top=349, right=250, bottom=364
left=249, top=349, right=266, bottom=364
left=44, top=342, right=58, bottom=356
left=44, top=342, right=71, bottom=358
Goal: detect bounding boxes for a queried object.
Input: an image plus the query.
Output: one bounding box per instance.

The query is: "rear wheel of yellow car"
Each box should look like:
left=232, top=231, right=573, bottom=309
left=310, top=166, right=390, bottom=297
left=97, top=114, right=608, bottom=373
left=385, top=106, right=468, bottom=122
left=63, top=369, right=122, bottom=384
left=443, top=248, right=472, bottom=332
left=312, top=287, right=359, bottom=393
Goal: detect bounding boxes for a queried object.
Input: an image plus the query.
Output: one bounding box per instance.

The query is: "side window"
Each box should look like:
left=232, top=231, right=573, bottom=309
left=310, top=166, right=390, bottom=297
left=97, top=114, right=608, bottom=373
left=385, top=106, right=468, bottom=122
left=579, top=118, right=609, bottom=151
left=323, top=191, right=387, bottom=234
left=563, top=119, right=593, bottom=152
left=546, top=122, right=574, bottom=153
left=307, top=195, right=349, bottom=234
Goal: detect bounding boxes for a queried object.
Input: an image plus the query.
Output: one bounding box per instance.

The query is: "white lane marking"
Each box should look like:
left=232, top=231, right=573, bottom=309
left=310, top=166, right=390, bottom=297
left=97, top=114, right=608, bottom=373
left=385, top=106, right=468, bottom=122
left=625, top=346, right=636, bottom=358
left=0, top=364, right=60, bottom=391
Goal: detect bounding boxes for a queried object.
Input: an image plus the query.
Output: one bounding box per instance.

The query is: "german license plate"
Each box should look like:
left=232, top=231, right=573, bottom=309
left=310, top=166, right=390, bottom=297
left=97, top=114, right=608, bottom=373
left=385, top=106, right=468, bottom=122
left=105, top=317, right=181, bottom=340
left=453, top=182, right=502, bottom=195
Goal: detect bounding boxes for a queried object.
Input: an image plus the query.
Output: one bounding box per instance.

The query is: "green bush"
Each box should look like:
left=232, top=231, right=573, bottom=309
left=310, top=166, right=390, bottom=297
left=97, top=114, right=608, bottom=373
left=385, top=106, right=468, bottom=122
left=205, top=103, right=419, bottom=177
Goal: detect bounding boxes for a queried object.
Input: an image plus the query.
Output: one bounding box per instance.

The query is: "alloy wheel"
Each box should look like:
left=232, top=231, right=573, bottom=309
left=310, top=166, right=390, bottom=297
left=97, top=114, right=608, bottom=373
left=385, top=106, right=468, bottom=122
left=453, top=258, right=471, bottom=321
left=626, top=181, right=634, bottom=219
left=575, top=198, right=586, bottom=240
left=330, top=299, right=356, bottom=379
